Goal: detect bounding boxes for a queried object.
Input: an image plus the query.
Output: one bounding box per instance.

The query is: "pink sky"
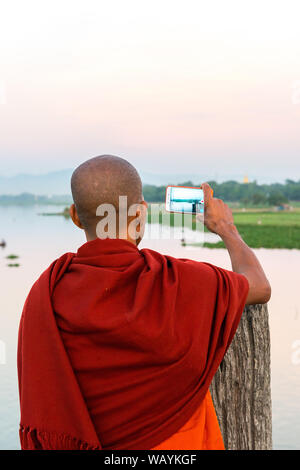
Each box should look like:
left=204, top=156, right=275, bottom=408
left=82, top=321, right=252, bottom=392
left=0, top=0, right=300, bottom=182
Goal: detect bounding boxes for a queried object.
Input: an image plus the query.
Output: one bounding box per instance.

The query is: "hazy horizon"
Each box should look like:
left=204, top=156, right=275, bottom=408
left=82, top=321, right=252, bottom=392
left=0, top=165, right=299, bottom=186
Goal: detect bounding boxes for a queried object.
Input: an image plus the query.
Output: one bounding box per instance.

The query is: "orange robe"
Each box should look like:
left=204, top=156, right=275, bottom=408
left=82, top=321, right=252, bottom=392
left=152, top=391, right=225, bottom=450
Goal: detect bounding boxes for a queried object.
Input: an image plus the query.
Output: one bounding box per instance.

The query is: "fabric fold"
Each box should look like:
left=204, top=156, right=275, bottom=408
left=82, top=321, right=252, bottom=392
left=18, top=238, right=249, bottom=450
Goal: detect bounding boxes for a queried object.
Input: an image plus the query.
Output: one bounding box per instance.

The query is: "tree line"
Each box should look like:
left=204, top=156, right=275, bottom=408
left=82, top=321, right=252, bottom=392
left=143, top=179, right=300, bottom=205
left=0, top=179, right=299, bottom=206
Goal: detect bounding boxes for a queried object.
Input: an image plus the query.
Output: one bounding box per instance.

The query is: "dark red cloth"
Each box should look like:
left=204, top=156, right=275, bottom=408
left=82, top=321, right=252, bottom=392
left=18, top=238, right=249, bottom=450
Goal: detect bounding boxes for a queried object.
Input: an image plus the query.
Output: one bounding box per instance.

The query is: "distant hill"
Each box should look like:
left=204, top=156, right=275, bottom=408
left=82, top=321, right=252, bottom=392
left=0, top=169, right=73, bottom=196
left=0, top=193, right=72, bottom=206
left=0, top=169, right=207, bottom=195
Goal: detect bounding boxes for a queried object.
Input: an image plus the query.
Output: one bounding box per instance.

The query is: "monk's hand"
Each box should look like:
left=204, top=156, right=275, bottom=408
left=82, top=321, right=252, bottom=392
left=200, top=182, right=236, bottom=237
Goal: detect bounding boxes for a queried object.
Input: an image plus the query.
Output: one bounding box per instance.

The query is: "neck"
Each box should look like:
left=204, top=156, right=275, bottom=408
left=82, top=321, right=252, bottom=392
left=84, top=231, right=139, bottom=247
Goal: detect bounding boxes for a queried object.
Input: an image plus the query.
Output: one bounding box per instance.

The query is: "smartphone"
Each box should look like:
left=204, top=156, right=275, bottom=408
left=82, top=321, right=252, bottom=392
left=165, top=185, right=204, bottom=214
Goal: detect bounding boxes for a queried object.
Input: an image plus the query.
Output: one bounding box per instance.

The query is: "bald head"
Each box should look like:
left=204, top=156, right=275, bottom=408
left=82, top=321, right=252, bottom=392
left=71, top=155, right=143, bottom=232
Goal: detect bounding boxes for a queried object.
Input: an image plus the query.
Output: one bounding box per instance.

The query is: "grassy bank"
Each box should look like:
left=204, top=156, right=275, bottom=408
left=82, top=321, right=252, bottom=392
left=203, top=224, right=300, bottom=249
left=204, top=210, right=300, bottom=249
left=146, top=205, right=300, bottom=249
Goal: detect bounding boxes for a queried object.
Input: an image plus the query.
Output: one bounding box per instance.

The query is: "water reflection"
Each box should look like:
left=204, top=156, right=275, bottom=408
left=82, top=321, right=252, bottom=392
left=0, top=205, right=299, bottom=449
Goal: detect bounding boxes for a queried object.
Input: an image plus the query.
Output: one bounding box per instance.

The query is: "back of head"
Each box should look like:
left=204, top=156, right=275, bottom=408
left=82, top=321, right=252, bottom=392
left=71, top=155, right=143, bottom=234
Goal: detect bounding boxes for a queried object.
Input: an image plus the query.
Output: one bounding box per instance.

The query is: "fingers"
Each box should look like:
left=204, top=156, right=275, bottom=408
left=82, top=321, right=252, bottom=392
left=201, top=182, right=213, bottom=206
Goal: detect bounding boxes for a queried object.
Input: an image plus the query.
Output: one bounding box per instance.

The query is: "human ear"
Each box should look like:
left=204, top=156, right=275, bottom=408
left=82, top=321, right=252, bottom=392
left=69, top=204, right=84, bottom=229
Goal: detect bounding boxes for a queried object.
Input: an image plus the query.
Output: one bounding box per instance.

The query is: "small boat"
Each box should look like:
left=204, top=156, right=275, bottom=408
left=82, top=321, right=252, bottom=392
left=0, top=239, right=6, bottom=248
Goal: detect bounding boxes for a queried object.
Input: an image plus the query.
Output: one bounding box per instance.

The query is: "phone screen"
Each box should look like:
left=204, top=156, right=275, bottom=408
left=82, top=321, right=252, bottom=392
left=166, top=186, right=204, bottom=214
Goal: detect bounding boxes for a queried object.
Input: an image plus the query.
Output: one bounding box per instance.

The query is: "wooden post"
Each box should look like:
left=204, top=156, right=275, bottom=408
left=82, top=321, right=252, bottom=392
left=210, top=304, right=272, bottom=450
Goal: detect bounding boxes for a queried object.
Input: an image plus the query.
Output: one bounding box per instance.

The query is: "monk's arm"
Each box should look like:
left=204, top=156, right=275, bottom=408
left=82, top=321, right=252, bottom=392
left=201, top=182, right=271, bottom=305
left=219, top=224, right=271, bottom=305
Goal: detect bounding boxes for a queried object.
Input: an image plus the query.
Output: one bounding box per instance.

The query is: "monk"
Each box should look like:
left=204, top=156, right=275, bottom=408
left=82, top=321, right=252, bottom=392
left=17, top=155, right=271, bottom=450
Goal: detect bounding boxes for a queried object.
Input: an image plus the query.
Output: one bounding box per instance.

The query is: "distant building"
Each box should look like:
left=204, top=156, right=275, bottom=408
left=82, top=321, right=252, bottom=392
left=275, top=203, right=292, bottom=212
left=243, top=175, right=249, bottom=184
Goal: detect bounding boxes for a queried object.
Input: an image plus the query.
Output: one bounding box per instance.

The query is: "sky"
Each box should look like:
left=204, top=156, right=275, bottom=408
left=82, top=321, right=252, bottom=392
left=0, top=0, right=300, bottom=183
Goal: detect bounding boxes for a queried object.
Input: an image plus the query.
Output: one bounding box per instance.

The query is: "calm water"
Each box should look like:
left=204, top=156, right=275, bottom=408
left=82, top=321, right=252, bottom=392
left=0, top=205, right=299, bottom=450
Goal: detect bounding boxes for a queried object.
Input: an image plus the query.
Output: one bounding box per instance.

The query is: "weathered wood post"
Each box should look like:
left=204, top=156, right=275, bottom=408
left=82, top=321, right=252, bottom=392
left=210, top=304, right=272, bottom=450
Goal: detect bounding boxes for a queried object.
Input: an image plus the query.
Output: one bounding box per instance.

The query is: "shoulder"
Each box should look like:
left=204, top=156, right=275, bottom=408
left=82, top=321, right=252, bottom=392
left=28, top=252, right=75, bottom=297
left=139, top=247, right=217, bottom=278
left=139, top=248, right=247, bottom=289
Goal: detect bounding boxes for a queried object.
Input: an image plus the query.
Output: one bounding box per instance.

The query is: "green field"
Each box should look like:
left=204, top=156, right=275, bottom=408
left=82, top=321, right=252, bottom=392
left=204, top=224, right=300, bottom=249
left=232, top=210, right=300, bottom=226
left=206, top=210, right=300, bottom=249
left=147, top=205, right=300, bottom=249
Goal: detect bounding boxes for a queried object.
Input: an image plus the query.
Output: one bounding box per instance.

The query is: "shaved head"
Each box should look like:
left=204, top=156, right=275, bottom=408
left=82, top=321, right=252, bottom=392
left=71, top=155, right=143, bottom=233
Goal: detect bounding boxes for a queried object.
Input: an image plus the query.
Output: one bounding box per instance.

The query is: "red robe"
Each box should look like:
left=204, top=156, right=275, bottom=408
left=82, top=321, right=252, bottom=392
left=18, top=238, right=249, bottom=450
